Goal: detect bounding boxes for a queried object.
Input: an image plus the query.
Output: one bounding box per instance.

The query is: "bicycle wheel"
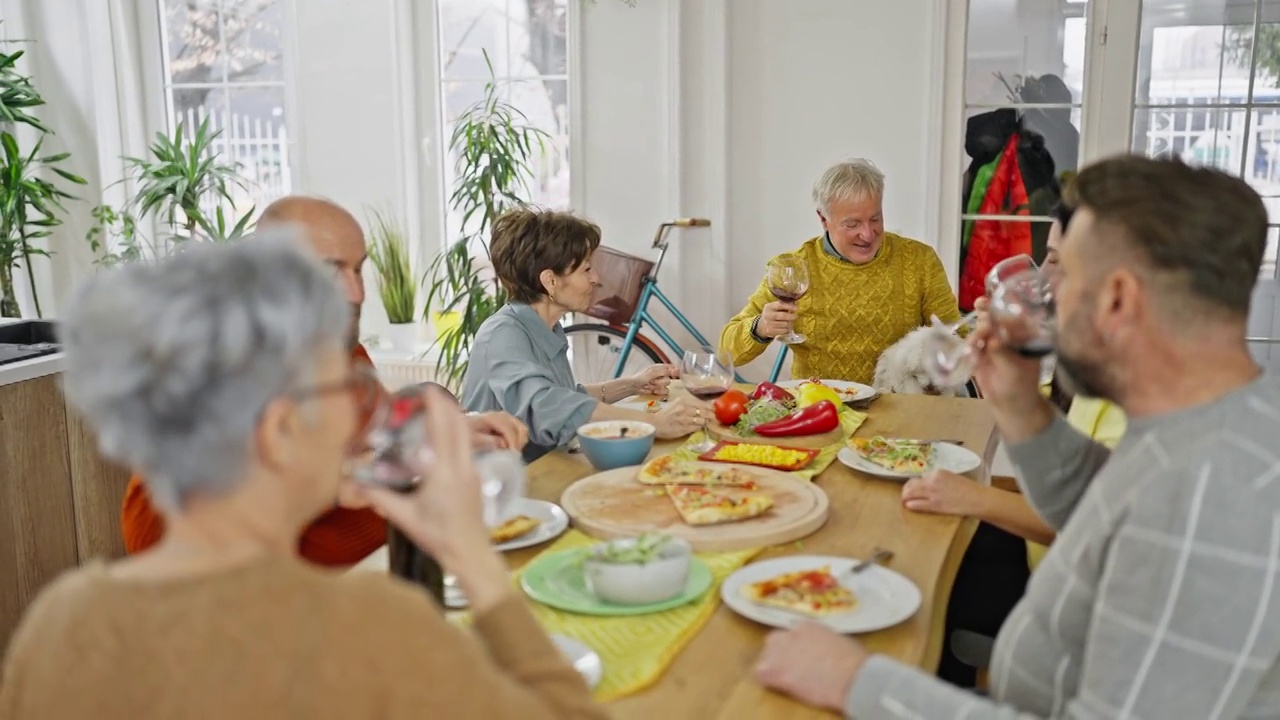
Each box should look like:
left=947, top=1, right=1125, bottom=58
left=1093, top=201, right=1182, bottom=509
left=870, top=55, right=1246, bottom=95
left=563, top=323, right=668, bottom=385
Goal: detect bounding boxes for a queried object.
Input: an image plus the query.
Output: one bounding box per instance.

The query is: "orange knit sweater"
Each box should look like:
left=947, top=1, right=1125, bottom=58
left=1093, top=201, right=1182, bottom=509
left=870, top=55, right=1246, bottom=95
left=118, top=344, right=387, bottom=566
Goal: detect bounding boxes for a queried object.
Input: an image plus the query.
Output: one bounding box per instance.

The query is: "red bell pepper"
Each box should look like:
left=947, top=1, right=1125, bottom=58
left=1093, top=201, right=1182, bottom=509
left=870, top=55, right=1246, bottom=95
left=753, top=400, right=839, bottom=437
left=751, top=381, right=794, bottom=403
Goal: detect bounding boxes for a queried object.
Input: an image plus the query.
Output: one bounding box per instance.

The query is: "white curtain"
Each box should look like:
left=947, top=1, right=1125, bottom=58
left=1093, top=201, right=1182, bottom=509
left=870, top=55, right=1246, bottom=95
left=0, top=0, right=162, bottom=317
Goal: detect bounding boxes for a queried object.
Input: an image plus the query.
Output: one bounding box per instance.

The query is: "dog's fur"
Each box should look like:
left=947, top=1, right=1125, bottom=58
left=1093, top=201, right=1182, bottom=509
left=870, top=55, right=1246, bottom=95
left=873, top=325, right=968, bottom=397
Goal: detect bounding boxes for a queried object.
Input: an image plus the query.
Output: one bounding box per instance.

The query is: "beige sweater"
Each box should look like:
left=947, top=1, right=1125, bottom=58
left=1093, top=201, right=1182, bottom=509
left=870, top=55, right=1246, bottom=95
left=0, top=555, right=607, bottom=719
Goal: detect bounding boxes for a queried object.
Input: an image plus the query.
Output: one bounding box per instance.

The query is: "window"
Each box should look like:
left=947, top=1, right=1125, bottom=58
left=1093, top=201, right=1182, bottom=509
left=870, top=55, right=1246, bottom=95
left=436, top=0, right=571, bottom=247
left=1130, top=0, right=1280, bottom=279
left=956, top=0, right=1087, bottom=308
left=158, top=0, right=293, bottom=215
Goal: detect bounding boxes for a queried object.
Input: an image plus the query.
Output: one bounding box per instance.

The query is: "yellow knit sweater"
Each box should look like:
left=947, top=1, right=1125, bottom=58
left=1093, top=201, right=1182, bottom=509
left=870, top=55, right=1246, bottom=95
left=720, top=234, right=961, bottom=384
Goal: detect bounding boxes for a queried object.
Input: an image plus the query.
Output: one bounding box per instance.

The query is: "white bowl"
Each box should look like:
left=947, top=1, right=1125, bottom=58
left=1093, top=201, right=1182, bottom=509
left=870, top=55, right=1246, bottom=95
left=582, top=536, right=692, bottom=605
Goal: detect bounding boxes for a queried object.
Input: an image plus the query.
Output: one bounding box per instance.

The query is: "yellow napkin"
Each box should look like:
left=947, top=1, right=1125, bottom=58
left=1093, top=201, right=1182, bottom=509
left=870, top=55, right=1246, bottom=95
left=674, top=407, right=867, bottom=480
left=513, top=529, right=762, bottom=702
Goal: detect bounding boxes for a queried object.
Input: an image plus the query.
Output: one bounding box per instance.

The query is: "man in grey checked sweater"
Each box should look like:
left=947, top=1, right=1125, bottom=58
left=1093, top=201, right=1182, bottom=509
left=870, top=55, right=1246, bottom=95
left=752, top=155, right=1280, bottom=719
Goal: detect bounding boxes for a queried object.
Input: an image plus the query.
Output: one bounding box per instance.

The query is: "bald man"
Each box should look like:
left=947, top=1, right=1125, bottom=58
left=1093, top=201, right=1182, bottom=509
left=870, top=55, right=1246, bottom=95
left=119, top=196, right=528, bottom=567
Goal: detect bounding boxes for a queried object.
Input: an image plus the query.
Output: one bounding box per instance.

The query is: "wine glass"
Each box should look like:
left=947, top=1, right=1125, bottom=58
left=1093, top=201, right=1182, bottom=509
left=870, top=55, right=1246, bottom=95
left=989, top=268, right=1056, bottom=358
left=681, top=346, right=734, bottom=452
left=922, top=255, right=1054, bottom=388
left=766, top=256, right=810, bottom=345
left=348, top=387, right=526, bottom=528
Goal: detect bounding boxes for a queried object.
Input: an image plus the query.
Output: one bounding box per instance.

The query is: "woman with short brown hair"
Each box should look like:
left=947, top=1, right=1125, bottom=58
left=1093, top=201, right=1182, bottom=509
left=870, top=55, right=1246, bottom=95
left=461, top=208, right=706, bottom=461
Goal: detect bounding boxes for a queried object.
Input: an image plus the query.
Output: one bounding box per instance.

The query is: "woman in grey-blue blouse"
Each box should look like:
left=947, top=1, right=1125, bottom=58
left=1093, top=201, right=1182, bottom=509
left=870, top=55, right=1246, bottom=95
left=460, top=209, right=707, bottom=462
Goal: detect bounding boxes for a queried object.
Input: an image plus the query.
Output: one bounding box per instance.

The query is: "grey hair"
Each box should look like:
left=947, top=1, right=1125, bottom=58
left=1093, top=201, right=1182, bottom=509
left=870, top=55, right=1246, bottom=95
left=812, top=158, right=886, bottom=212
left=60, top=229, right=351, bottom=510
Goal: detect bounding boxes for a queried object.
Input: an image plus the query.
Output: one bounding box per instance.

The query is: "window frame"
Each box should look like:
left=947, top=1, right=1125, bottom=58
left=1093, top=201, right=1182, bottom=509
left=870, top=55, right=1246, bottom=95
left=143, top=0, right=302, bottom=215
left=936, top=0, right=1279, bottom=283
left=430, top=0, right=579, bottom=258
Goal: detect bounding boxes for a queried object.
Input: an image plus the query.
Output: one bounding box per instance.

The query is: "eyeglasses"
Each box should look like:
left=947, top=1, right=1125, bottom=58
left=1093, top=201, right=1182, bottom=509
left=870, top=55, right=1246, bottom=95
left=285, top=364, right=384, bottom=434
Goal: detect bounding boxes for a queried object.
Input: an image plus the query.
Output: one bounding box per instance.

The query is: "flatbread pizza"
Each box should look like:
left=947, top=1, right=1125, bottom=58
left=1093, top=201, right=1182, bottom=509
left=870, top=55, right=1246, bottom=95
left=637, top=455, right=759, bottom=487
left=664, top=485, right=773, bottom=526
left=848, top=436, right=934, bottom=475
left=740, top=566, right=858, bottom=617
left=489, top=514, right=541, bottom=544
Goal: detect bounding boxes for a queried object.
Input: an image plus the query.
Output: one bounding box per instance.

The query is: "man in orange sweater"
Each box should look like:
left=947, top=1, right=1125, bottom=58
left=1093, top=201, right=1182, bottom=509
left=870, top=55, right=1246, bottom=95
left=120, top=196, right=527, bottom=566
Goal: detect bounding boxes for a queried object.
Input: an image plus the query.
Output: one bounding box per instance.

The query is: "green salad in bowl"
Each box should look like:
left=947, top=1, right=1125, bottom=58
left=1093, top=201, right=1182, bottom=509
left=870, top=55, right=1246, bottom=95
left=582, top=534, right=692, bottom=605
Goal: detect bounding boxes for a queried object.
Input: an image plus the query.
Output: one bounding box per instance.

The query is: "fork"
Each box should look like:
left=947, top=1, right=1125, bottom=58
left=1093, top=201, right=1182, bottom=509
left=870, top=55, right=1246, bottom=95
left=844, top=547, right=894, bottom=577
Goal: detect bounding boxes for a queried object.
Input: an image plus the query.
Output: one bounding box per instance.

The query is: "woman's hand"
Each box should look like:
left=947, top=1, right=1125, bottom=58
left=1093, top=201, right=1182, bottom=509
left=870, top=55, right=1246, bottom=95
left=466, top=411, right=528, bottom=452
left=651, top=395, right=710, bottom=439
left=901, top=469, right=984, bottom=517
left=753, top=622, right=868, bottom=712
left=629, top=363, right=679, bottom=397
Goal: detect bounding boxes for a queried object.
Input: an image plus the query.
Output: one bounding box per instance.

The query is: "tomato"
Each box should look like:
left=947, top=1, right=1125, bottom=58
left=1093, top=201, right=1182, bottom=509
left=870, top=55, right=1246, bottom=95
left=713, top=389, right=749, bottom=425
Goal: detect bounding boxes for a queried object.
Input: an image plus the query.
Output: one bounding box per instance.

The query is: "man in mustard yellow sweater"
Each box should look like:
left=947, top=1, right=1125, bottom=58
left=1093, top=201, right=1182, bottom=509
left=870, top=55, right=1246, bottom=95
left=720, top=158, right=962, bottom=384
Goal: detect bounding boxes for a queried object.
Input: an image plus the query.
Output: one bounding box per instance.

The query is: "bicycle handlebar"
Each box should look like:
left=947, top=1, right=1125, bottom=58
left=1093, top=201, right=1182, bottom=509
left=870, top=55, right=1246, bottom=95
left=671, top=218, right=711, bottom=228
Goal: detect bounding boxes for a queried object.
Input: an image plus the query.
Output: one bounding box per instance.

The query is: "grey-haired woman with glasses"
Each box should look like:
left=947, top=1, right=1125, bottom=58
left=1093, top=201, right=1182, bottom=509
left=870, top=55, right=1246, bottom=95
left=0, top=233, right=605, bottom=720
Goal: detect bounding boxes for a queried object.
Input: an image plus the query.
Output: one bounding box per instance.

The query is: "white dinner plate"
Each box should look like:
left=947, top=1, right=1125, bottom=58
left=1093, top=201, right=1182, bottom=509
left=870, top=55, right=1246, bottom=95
left=721, top=555, right=922, bottom=634
left=836, top=442, right=982, bottom=480
left=775, top=379, right=877, bottom=403
left=551, top=634, right=604, bottom=690
left=614, top=396, right=667, bottom=414
left=492, top=498, right=570, bottom=552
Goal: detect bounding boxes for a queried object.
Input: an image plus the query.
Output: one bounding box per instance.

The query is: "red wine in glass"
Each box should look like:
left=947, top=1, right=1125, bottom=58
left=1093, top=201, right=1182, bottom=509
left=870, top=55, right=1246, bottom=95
left=687, top=384, right=730, bottom=400
left=770, top=287, right=808, bottom=303
left=1013, top=340, right=1055, bottom=359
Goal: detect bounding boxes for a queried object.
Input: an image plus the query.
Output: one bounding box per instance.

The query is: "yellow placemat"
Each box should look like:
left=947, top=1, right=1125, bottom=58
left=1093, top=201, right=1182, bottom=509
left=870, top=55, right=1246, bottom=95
left=512, top=529, right=762, bottom=701
left=673, top=407, right=867, bottom=480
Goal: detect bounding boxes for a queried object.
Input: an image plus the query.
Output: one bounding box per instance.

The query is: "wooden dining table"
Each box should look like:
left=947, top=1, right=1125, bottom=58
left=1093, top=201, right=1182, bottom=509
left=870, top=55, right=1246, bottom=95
left=505, top=392, right=999, bottom=718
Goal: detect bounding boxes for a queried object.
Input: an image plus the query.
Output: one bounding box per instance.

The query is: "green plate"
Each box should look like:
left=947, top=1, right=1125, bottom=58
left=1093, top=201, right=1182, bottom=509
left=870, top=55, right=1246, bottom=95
left=520, top=549, right=713, bottom=616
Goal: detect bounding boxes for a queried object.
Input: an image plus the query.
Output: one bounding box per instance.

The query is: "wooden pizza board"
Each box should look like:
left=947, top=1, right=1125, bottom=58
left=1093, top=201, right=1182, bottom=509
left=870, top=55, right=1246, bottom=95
left=704, top=419, right=842, bottom=449
left=560, top=463, right=829, bottom=552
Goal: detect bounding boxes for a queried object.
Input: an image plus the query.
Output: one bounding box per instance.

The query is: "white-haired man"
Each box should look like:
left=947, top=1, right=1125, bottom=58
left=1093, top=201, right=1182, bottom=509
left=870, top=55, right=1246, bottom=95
left=720, top=158, right=961, bottom=384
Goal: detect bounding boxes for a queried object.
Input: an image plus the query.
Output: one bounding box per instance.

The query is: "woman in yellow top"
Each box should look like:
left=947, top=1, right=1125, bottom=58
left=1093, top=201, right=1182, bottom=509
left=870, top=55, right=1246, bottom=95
left=720, top=158, right=962, bottom=385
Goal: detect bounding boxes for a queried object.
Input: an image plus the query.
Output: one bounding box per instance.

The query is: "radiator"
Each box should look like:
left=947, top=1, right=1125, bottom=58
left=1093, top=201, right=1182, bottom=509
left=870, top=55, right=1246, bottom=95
left=366, top=347, right=448, bottom=392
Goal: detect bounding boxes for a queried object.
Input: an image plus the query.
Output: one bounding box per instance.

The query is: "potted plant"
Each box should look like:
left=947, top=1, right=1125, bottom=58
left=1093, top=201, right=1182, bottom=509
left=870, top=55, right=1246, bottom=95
left=86, top=117, right=254, bottom=266
left=0, top=35, right=87, bottom=318
left=423, top=51, right=552, bottom=389
left=366, top=208, right=420, bottom=352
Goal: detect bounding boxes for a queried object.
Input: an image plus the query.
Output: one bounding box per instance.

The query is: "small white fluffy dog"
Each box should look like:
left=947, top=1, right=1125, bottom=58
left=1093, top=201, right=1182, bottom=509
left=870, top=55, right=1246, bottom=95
left=872, top=325, right=968, bottom=397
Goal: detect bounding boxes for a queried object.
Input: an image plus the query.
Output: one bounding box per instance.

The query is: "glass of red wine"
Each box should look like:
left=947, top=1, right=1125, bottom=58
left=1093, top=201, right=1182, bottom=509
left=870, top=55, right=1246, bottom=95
left=681, top=346, right=734, bottom=452
left=767, top=256, right=810, bottom=345
left=347, top=387, right=526, bottom=528
left=922, top=254, right=1055, bottom=388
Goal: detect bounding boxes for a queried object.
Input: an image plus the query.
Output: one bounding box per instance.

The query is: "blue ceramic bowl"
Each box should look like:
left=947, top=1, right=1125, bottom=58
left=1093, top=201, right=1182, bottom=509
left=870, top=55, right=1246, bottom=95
left=576, top=420, right=656, bottom=471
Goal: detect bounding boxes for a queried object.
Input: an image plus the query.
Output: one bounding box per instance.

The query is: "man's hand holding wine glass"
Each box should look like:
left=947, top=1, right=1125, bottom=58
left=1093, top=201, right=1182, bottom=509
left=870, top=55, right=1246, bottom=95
left=758, top=301, right=800, bottom=338
left=765, top=256, right=811, bottom=345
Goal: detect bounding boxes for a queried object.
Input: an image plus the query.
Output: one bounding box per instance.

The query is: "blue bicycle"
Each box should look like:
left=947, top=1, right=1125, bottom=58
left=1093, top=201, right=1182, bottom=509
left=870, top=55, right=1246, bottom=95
left=565, top=218, right=777, bottom=385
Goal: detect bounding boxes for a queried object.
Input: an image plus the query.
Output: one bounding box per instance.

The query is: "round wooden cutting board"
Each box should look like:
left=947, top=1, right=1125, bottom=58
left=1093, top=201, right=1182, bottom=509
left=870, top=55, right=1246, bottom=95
left=560, top=463, right=830, bottom=552
left=704, top=420, right=842, bottom=449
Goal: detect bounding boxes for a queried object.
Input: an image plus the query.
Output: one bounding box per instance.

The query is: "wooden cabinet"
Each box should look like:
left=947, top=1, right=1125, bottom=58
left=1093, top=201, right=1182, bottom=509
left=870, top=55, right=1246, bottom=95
left=0, top=372, right=131, bottom=650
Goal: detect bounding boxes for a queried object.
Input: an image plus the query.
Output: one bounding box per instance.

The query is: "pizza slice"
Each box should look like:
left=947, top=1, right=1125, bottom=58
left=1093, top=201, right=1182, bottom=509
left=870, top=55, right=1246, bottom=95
left=665, top=484, right=773, bottom=526
left=489, top=515, right=541, bottom=544
left=637, top=455, right=760, bottom=487
left=848, top=436, right=934, bottom=474
left=740, top=566, right=858, bottom=617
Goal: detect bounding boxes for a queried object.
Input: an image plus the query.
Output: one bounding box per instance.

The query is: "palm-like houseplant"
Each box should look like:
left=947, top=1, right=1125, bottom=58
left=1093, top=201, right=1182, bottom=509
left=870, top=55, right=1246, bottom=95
left=367, top=208, right=419, bottom=351
left=86, top=117, right=254, bottom=266
left=424, top=51, right=552, bottom=388
left=0, top=38, right=87, bottom=318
